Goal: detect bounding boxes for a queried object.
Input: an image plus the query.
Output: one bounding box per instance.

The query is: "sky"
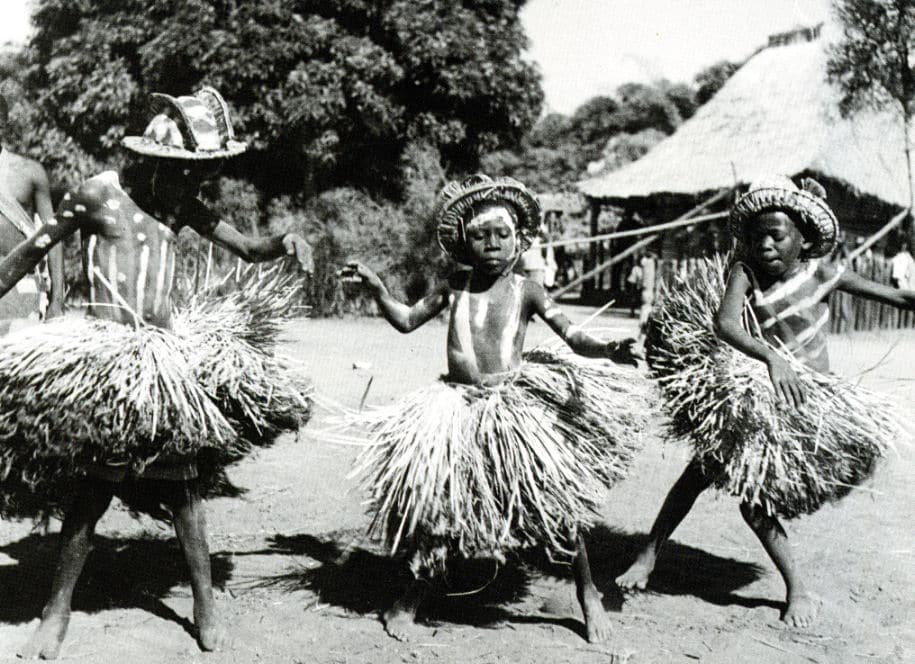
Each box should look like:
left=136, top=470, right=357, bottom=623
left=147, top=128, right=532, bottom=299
left=2, top=0, right=834, bottom=114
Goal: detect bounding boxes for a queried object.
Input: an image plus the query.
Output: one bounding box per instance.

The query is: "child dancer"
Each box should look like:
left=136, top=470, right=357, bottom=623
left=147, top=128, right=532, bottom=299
left=616, top=175, right=914, bottom=628
left=342, top=175, right=647, bottom=652
left=0, top=87, right=311, bottom=659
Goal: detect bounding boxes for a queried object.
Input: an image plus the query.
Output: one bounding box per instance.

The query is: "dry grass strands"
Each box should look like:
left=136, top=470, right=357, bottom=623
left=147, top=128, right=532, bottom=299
left=0, top=316, right=236, bottom=519
left=343, top=350, right=648, bottom=575
left=173, top=264, right=313, bottom=449
left=645, top=256, right=902, bottom=519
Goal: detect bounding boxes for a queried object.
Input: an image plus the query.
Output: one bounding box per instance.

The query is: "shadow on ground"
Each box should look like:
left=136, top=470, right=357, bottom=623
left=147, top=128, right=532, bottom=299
left=0, top=532, right=234, bottom=635
left=251, top=523, right=773, bottom=638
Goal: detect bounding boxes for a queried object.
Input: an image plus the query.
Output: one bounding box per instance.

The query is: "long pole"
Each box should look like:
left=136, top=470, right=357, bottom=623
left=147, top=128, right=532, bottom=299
left=541, top=210, right=728, bottom=249
left=553, top=234, right=658, bottom=298
left=553, top=187, right=733, bottom=299
left=849, top=207, right=910, bottom=261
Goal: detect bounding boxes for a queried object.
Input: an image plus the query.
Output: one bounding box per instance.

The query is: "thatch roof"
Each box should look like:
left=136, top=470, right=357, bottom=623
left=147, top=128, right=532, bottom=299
left=577, top=29, right=913, bottom=207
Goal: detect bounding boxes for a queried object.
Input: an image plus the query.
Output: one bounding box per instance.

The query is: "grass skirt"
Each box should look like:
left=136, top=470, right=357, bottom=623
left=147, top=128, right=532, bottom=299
left=1, top=266, right=313, bottom=520
left=0, top=317, right=236, bottom=519
left=173, top=265, right=313, bottom=451
left=345, top=348, right=648, bottom=576
left=646, top=256, right=902, bottom=519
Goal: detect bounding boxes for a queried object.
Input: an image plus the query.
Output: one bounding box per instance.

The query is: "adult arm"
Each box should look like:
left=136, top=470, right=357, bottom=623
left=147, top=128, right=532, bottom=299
left=714, top=264, right=805, bottom=408
left=185, top=199, right=313, bottom=271
left=32, top=163, right=66, bottom=316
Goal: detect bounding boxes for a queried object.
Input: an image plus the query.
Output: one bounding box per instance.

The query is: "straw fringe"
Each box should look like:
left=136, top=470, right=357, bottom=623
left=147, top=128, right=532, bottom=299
left=173, top=264, right=313, bottom=448
left=645, top=256, right=903, bottom=518
left=0, top=316, right=237, bottom=519
left=341, top=349, right=648, bottom=576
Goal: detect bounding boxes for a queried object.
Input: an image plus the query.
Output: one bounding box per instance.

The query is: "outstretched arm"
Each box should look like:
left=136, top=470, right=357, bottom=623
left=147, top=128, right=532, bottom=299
left=186, top=199, right=313, bottom=272
left=32, top=164, right=66, bottom=316
left=714, top=265, right=804, bottom=408
left=838, top=269, right=915, bottom=309
left=341, top=262, right=449, bottom=333
left=0, top=214, right=79, bottom=300
left=528, top=282, right=637, bottom=364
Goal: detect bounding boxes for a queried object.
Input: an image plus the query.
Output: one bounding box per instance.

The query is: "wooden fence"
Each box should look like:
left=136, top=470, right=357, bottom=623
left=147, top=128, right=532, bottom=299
left=652, top=256, right=915, bottom=334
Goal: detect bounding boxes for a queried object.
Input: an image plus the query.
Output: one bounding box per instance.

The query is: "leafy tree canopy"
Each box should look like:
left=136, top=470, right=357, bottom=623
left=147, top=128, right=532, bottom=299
left=21, top=0, right=542, bottom=196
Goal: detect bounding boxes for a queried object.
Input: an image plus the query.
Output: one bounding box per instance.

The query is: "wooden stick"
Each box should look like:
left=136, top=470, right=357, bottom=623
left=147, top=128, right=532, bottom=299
left=849, top=208, right=909, bottom=261
left=541, top=210, right=728, bottom=249
left=552, top=233, right=658, bottom=298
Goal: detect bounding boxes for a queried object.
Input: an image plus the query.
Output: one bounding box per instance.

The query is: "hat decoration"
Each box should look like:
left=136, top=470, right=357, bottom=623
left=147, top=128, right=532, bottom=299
left=122, top=86, right=246, bottom=160
left=730, top=175, right=838, bottom=258
left=434, top=175, right=541, bottom=264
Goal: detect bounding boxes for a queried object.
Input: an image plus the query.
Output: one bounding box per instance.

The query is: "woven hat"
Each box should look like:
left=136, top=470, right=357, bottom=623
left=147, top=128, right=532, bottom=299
left=122, top=87, right=246, bottom=160
left=434, top=175, right=541, bottom=264
left=730, top=175, right=838, bottom=258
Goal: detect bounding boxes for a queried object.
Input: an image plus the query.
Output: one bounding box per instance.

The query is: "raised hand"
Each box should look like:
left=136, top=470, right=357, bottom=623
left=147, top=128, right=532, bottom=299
left=281, top=233, right=314, bottom=273
left=338, top=261, right=385, bottom=294
left=606, top=338, right=640, bottom=367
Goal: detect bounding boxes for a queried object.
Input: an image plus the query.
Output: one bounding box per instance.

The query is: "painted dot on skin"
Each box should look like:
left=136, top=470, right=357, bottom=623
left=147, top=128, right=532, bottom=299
left=117, top=272, right=127, bottom=283
left=544, top=307, right=562, bottom=319
left=62, top=193, right=71, bottom=201
left=46, top=217, right=58, bottom=226
left=104, top=216, right=117, bottom=224
left=61, top=210, right=74, bottom=218
left=34, top=234, right=51, bottom=248
left=137, top=233, right=146, bottom=242
left=133, top=213, right=144, bottom=223
left=74, top=204, right=86, bottom=213
left=106, top=199, right=121, bottom=210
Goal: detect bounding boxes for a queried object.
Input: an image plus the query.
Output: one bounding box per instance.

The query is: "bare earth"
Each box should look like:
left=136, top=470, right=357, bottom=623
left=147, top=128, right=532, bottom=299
left=1, top=310, right=912, bottom=663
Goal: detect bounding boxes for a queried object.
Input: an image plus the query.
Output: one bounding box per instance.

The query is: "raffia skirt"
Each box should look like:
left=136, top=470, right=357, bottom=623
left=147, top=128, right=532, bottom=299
left=645, top=257, right=902, bottom=519
left=0, top=269, right=312, bottom=521
left=343, top=348, right=649, bottom=576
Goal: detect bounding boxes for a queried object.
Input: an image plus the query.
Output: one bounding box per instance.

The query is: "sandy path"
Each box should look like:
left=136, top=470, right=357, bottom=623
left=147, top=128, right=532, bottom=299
left=1, top=312, right=911, bottom=663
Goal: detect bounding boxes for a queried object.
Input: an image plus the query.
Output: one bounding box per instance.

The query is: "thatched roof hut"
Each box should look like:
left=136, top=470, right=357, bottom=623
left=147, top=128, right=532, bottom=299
left=577, top=24, right=911, bottom=236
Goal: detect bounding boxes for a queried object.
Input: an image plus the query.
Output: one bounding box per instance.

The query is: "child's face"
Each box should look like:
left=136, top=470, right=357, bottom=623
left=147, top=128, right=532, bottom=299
left=746, top=210, right=810, bottom=276
left=465, top=205, right=518, bottom=274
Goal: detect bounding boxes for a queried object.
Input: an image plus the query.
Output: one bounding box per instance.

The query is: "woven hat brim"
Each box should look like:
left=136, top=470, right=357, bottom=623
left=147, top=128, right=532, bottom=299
left=435, top=181, right=541, bottom=264
left=122, top=136, right=247, bottom=160
left=730, top=187, right=838, bottom=258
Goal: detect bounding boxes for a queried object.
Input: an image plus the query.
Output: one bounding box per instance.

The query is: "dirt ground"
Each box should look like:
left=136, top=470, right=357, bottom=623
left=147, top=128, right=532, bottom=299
left=1, top=310, right=912, bottom=663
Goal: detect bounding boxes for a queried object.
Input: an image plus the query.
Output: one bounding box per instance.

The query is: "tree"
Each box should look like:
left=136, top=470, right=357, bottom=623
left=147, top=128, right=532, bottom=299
left=694, top=60, right=739, bottom=105
left=22, top=0, right=542, bottom=197
left=827, top=0, right=915, bottom=245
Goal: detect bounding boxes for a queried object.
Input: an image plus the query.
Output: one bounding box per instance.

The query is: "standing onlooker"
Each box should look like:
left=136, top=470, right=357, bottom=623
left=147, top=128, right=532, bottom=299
left=890, top=241, right=915, bottom=290
left=637, top=249, right=657, bottom=344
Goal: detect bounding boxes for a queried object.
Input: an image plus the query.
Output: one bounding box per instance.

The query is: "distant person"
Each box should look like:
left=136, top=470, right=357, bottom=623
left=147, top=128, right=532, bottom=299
left=889, top=242, right=915, bottom=290
left=625, top=256, right=643, bottom=316
left=0, top=95, right=65, bottom=334
left=637, top=249, right=656, bottom=344
left=518, top=228, right=547, bottom=285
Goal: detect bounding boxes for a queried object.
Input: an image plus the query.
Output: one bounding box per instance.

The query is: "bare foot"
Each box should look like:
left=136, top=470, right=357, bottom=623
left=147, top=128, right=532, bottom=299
left=782, top=591, right=819, bottom=629
left=194, top=603, right=226, bottom=652
left=615, top=550, right=655, bottom=590
left=578, top=589, right=612, bottom=643
left=382, top=580, right=426, bottom=642
left=382, top=603, right=421, bottom=642
left=18, top=612, right=70, bottom=660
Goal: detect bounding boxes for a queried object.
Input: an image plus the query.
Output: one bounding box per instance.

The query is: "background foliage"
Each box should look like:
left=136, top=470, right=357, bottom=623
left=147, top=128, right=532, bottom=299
left=1, top=0, right=740, bottom=312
